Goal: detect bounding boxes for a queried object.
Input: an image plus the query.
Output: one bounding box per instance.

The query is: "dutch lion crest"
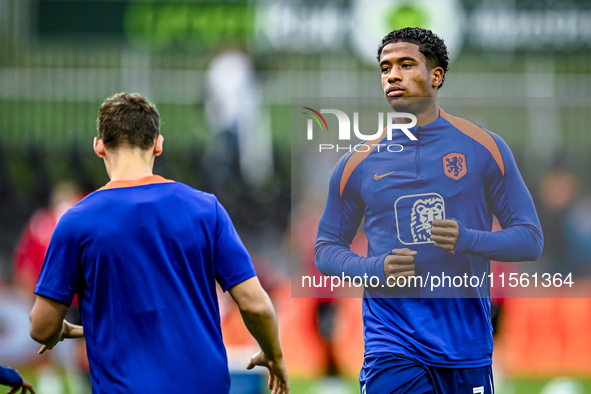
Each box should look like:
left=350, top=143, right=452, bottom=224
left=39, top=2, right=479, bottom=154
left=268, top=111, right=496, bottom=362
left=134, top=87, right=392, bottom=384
left=443, top=152, right=467, bottom=180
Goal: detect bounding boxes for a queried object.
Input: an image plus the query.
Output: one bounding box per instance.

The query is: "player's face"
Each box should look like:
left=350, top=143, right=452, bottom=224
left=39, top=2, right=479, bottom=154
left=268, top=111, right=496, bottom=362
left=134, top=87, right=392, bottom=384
left=379, top=42, right=441, bottom=111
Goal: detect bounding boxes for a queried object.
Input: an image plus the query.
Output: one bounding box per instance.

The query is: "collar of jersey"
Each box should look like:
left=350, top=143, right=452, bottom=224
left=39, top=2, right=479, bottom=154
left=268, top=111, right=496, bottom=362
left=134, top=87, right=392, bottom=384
left=99, top=175, right=174, bottom=190
left=391, top=106, right=447, bottom=134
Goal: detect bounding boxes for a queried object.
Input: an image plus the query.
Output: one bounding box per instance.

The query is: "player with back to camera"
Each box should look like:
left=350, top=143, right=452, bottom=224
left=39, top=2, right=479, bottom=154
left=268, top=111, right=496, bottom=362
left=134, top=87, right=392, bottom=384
left=29, top=93, right=289, bottom=394
left=315, top=27, right=543, bottom=393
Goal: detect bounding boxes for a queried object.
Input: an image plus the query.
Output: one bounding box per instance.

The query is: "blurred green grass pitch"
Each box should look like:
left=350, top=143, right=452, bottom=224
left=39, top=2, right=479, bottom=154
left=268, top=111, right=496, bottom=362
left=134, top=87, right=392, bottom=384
left=11, top=367, right=591, bottom=393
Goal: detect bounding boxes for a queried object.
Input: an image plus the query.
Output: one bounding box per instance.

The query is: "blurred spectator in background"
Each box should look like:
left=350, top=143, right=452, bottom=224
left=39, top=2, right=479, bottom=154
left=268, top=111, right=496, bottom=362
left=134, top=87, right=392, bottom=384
left=562, top=192, right=591, bottom=277
left=12, top=180, right=88, bottom=394
left=13, top=181, right=81, bottom=297
left=536, top=169, right=590, bottom=276
left=291, top=198, right=366, bottom=394
left=203, top=48, right=273, bottom=193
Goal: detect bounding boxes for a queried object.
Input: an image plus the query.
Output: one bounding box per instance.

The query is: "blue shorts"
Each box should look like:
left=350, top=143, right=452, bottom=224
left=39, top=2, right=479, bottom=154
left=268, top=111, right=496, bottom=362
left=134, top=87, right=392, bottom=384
left=360, top=353, right=493, bottom=394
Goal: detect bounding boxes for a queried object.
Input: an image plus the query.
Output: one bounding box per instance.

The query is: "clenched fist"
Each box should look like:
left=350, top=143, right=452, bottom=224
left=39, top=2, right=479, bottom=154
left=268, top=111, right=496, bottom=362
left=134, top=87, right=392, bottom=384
left=383, top=248, right=417, bottom=281
left=430, top=219, right=459, bottom=251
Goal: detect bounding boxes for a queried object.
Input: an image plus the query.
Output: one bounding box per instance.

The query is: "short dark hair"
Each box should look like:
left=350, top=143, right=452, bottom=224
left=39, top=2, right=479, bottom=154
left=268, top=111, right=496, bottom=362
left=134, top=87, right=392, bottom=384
left=97, top=93, right=160, bottom=150
left=377, top=27, right=449, bottom=89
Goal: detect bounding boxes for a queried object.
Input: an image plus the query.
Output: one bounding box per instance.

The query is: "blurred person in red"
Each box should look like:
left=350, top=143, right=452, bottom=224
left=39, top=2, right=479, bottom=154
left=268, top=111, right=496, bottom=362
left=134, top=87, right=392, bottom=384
left=292, top=198, right=367, bottom=393
left=13, top=181, right=82, bottom=297
left=12, top=181, right=87, bottom=394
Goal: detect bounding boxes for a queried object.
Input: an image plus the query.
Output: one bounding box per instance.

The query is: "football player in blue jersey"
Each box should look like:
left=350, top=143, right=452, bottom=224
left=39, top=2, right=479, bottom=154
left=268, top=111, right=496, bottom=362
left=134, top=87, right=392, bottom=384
left=29, top=93, right=289, bottom=394
left=315, top=27, right=543, bottom=393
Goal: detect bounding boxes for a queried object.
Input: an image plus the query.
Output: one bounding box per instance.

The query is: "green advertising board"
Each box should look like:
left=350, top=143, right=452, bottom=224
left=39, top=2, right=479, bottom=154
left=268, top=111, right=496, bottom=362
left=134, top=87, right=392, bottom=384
left=35, top=0, right=255, bottom=50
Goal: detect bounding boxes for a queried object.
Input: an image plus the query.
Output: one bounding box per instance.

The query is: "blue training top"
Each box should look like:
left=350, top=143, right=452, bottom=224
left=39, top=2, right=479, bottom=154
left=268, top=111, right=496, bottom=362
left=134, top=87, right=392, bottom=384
left=315, top=108, right=543, bottom=367
left=36, top=175, right=257, bottom=393
left=0, top=365, right=22, bottom=387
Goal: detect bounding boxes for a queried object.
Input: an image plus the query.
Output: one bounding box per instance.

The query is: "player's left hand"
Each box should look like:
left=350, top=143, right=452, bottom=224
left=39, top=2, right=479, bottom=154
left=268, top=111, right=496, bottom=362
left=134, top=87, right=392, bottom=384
left=431, top=220, right=459, bottom=251
left=7, top=377, right=36, bottom=394
left=246, top=350, right=289, bottom=394
left=38, top=320, right=84, bottom=354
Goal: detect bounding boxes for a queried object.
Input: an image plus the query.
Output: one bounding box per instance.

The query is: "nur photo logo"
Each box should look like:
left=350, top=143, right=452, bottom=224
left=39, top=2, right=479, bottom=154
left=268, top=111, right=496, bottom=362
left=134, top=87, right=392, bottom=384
left=302, top=107, right=418, bottom=152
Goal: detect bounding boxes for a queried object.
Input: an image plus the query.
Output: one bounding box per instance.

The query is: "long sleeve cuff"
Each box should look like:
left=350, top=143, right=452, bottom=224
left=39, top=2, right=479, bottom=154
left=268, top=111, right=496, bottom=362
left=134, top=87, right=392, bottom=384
left=453, top=219, right=472, bottom=254
left=315, top=243, right=390, bottom=285
left=452, top=218, right=543, bottom=262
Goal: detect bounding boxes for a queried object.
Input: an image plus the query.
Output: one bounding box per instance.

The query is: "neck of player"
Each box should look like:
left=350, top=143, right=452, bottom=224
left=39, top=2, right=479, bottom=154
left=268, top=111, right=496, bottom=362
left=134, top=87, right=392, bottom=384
left=104, top=149, right=156, bottom=181
left=415, top=99, right=440, bottom=127
left=393, top=99, right=440, bottom=128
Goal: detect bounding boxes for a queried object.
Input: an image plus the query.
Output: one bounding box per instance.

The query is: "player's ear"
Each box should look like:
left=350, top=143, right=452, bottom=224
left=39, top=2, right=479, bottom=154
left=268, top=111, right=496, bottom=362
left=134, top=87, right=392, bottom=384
left=153, top=134, right=164, bottom=157
left=432, top=67, right=444, bottom=88
left=93, top=137, right=106, bottom=158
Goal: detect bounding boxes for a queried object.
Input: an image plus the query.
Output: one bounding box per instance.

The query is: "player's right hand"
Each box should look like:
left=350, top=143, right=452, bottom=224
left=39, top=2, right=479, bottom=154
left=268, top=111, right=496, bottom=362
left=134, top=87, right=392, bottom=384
left=383, top=248, right=417, bottom=281
left=38, top=320, right=84, bottom=354
left=246, top=350, right=289, bottom=394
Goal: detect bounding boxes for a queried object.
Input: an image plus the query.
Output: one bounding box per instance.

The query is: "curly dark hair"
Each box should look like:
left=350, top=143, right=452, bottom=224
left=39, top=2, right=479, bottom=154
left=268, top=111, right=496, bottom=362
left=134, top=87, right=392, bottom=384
left=377, top=27, right=449, bottom=89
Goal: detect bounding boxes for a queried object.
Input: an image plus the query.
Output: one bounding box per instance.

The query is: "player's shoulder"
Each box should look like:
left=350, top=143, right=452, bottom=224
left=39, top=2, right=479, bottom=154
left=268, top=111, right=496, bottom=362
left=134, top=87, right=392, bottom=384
left=440, top=108, right=491, bottom=138
left=439, top=108, right=510, bottom=145
left=168, top=182, right=220, bottom=206
left=332, top=127, right=389, bottom=175
left=329, top=147, right=368, bottom=197
left=439, top=108, right=509, bottom=175
left=330, top=130, right=389, bottom=193
left=127, top=181, right=222, bottom=210
left=70, top=181, right=219, bottom=217
left=331, top=149, right=356, bottom=175
left=50, top=202, right=85, bottom=238
left=58, top=182, right=222, bottom=232
left=87, top=181, right=216, bottom=202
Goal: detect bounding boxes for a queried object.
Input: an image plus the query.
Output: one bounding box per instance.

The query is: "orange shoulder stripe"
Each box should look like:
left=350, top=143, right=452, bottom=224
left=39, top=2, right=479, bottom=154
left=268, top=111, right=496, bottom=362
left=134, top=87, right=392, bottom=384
left=439, top=108, right=505, bottom=176
left=339, top=128, right=387, bottom=196
left=99, top=175, right=174, bottom=190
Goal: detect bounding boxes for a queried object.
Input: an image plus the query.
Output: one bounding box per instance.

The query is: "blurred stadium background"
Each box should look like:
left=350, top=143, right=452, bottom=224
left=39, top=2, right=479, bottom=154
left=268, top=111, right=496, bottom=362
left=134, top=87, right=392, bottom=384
left=1, top=0, right=591, bottom=393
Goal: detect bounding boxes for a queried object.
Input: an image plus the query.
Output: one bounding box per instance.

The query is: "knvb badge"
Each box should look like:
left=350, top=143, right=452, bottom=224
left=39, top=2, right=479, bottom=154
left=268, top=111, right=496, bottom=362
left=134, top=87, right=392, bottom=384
left=302, top=107, right=417, bottom=153
left=443, top=152, right=467, bottom=180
